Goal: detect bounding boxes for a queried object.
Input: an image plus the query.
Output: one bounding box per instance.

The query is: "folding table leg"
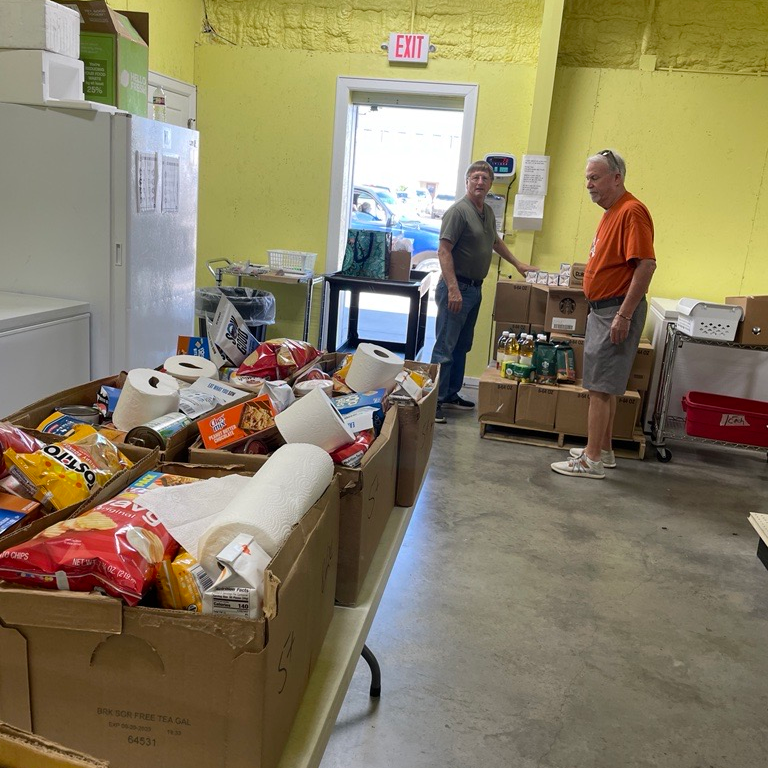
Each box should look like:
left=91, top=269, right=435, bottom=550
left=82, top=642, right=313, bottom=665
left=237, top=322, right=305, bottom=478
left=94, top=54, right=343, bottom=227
left=360, top=644, right=381, bottom=698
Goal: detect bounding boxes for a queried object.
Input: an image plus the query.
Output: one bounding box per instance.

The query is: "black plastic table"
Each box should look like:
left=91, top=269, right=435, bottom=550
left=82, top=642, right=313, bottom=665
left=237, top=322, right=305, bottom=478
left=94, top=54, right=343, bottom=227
left=322, top=271, right=432, bottom=359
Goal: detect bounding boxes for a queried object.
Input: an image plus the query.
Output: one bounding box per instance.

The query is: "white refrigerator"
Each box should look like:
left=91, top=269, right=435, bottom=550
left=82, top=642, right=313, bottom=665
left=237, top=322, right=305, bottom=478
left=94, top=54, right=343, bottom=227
left=0, top=102, right=199, bottom=379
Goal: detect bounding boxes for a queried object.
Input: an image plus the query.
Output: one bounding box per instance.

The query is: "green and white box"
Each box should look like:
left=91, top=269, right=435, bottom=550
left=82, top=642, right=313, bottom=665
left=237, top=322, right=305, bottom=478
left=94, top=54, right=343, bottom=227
left=65, top=1, right=149, bottom=116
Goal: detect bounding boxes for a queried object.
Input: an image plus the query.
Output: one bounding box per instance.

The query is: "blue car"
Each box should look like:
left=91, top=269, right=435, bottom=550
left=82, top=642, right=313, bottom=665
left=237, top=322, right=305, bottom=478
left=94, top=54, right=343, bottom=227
left=351, top=185, right=442, bottom=271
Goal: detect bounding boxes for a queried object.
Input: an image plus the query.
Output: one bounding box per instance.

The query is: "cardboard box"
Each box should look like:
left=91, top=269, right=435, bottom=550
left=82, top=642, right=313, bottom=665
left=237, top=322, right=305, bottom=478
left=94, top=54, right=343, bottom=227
left=4, top=373, right=253, bottom=463
left=0, top=460, right=340, bottom=768
left=614, top=391, right=641, bottom=438
left=189, top=407, right=399, bottom=606
left=528, top=284, right=548, bottom=326
left=494, top=279, right=531, bottom=324
left=554, top=384, right=590, bottom=435
left=69, top=1, right=149, bottom=116
left=531, top=285, right=589, bottom=334
left=725, top=295, right=768, bottom=346
left=478, top=368, right=518, bottom=425
left=388, top=250, right=411, bottom=281
left=394, top=361, right=438, bottom=507
left=627, top=341, right=654, bottom=391
left=571, top=262, right=587, bottom=287
left=0, top=723, right=109, bottom=768
left=0, top=0, right=81, bottom=58
left=514, top=383, right=558, bottom=429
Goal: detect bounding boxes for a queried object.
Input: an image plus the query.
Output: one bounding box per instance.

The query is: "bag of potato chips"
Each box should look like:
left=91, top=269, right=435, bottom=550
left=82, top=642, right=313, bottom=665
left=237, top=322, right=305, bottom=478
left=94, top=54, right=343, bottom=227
left=0, top=472, right=187, bottom=605
left=4, top=424, right=132, bottom=511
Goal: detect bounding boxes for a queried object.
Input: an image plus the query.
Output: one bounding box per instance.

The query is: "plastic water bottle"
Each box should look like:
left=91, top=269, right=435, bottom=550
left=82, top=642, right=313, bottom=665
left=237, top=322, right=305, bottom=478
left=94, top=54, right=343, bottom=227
left=152, top=86, right=166, bottom=121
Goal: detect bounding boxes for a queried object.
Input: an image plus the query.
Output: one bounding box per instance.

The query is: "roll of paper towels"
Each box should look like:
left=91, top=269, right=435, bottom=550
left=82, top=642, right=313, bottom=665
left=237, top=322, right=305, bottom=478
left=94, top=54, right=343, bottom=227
left=198, top=443, right=334, bottom=572
left=346, top=343, right=403, bottom=393
left=293, top=379, right=333, bottom=398
left=164, top=354, right=218, bottom=382
left=112, top=369, right=181, bottom=431
left=275, top=386, right=354, bottom=452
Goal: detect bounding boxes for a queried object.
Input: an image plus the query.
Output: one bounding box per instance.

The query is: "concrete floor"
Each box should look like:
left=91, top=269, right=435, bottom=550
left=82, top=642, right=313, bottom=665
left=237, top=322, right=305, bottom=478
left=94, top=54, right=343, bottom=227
left=319, top=397, right=768, bottom=768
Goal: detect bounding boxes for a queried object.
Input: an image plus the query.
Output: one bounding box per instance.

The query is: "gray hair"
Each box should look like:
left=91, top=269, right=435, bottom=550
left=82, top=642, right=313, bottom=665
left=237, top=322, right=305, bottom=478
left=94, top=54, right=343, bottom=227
left=465, top=160, right=494, bottom=182
left=590, top=149, right=626, bottom=180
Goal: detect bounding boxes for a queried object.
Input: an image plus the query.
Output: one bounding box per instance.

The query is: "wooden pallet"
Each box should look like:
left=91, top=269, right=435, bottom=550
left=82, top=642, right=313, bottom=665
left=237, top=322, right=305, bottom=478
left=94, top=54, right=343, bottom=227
left=479, top=419, right=646, bottom=460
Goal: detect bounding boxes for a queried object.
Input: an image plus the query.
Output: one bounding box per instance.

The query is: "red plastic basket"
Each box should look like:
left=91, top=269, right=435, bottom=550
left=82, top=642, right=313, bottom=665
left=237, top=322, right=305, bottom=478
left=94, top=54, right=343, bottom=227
left=682, top=391, right=768, bottom=447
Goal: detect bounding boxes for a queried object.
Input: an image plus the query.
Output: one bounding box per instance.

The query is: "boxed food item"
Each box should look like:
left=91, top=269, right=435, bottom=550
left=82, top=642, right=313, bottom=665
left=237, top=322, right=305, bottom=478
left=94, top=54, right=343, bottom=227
left=478, top=367, right=518, bottom=425
left=197, top=395, right=276, bottom=450
left=0, top=459, right=340, bottom=768
left=67, top=1, right=149, bottom=116
left=531, top=285, right=589, bottom=334
left=0, top=493, right=42, bottom=536
left=515, top=383, right=558, bottom=429
left=725, top=294, right=768, bottom=346
left=570, top=262, right=587, bottom=287
left=554, top=384, right=590, bottom=435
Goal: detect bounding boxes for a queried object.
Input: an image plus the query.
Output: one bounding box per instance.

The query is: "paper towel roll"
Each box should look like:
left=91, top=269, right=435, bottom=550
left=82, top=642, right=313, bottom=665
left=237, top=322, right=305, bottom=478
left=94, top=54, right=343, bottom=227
left=293, top=379, right=333, bottom=399
left=164, top=354, right=218, bottom=382
left=112, top=369, right=181, bottom=431
left=275, top=386, right=354, bottom=452
left=198, top=444, right=333, bottom=572
left=345, top=343, right=403, bottom=393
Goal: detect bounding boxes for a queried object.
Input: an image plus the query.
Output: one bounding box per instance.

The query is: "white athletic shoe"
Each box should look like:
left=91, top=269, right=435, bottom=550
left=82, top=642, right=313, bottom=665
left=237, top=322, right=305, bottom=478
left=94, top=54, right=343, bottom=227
left=569, top=447, right=617, bottom=468
left=551, top=454, right=606, bottom=479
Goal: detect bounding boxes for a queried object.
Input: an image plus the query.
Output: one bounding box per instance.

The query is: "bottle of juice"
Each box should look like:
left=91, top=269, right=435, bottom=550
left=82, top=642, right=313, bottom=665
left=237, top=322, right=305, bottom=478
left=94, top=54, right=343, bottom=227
left=519, top=334, right=534, bottom=367
left=496, top=331, right=509, bottom=369
left=505, top=332, right=519, bottom=365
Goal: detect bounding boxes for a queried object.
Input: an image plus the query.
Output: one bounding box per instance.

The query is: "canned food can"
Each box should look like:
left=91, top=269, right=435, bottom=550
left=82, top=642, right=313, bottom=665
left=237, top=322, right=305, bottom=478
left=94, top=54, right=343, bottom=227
left=59, top=405, right=101, bottom=425
left=125, top=413, right=192, bottom=449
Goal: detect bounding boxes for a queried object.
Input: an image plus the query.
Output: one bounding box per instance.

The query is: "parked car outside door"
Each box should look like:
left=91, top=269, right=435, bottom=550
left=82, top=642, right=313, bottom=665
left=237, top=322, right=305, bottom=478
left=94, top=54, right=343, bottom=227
left=351, top=185, right=442, bottom=272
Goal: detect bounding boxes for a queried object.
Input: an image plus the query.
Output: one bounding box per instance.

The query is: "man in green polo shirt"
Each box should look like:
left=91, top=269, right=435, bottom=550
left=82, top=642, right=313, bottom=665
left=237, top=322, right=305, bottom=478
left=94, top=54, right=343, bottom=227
left=431, top=160, right=534, bottom=423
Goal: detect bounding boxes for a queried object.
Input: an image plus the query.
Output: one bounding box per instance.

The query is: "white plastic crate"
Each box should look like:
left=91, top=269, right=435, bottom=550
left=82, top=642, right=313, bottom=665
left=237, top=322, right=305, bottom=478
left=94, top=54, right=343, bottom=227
left=267, top=249, right=317, bottom=274
left=676, top=298, right=743, bottom=341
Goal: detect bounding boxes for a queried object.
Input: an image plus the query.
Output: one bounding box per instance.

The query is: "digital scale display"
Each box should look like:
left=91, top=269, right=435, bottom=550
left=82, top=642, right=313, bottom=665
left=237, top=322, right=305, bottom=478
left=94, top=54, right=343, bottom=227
left=484, top=153, right=516, bottom=178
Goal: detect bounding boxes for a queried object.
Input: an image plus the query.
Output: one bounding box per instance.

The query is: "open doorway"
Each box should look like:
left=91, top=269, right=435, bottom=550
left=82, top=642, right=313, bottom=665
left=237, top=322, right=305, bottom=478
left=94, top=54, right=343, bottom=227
left=326, top=78, right=478, bottom=360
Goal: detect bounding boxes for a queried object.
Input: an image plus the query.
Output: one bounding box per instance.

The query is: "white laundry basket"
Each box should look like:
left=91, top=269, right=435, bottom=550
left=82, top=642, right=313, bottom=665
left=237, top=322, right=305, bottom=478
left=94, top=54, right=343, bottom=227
left=676, top=298, right=743, bottom=341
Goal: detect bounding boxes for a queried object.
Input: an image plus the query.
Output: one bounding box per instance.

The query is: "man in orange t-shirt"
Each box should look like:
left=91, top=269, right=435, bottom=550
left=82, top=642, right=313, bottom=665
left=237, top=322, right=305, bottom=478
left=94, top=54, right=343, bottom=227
left=552, top=149, right=656, bottom=479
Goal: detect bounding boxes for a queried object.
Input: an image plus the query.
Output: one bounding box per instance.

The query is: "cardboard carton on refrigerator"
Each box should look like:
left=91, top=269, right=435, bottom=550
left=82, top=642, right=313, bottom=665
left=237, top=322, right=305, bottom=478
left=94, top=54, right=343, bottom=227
left=67, top=1, right=149, bottom=116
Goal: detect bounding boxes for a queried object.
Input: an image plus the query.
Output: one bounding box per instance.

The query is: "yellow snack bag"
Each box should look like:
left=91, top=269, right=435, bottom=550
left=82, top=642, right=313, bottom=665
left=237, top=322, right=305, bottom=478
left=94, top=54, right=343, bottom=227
left=4, top=424, right=133, bottom=511
left=156, top=550, right=209, bottom=612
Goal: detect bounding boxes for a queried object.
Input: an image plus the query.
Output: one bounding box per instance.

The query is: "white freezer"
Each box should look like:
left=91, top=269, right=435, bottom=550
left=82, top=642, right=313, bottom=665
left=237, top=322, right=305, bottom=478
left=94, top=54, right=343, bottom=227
left=0, top=291, right=90, bottom=417
left=0, top=102, right=199, bottom=378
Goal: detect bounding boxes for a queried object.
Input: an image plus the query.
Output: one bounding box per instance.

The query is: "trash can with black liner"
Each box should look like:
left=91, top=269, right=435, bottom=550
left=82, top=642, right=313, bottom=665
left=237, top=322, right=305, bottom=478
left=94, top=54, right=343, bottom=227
left=195, top=286, right=276, bottom=343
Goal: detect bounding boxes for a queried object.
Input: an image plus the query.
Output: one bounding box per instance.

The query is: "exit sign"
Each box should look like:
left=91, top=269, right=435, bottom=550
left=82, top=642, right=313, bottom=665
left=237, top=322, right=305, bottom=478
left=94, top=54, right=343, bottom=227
left=388, top=33, right=430, bottom=64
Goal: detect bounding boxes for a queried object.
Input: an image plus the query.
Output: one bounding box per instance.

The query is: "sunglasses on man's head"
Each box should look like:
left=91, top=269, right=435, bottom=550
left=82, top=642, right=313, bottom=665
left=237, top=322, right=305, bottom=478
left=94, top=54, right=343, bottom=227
left=598, top=149, right=619, bottom=171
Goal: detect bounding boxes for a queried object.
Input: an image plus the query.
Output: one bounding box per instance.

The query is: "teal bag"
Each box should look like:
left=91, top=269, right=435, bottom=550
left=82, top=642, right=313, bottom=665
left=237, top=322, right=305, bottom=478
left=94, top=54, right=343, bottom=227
left=341, top=229, right=390, bottom=279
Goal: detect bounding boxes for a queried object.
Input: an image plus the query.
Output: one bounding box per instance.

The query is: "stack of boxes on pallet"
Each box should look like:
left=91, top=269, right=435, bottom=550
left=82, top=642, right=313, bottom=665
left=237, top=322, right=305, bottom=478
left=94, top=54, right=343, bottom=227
left=482, top=270, right=654, bottom=442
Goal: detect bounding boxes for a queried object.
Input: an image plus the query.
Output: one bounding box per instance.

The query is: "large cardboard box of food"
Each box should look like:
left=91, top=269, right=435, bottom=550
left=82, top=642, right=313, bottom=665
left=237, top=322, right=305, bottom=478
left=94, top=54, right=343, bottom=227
left=67, top=1, right=149, bottom=116
left=613, top=391, right=642, bottom=439
left=0, top=723, right=109, bottom=768
left=0, top=0, right=81, bottom=57
left=189, top=407, right=399, bottom=606
left=494, top=279, right=531, bottom=324
left=514, top=383, right=558, bottom=429
left=478, top=368, right=518, bottom=425
left=0, top=460, right=340, bottom=768
left=394, top=361, right=438, bottom=507
left=531, top=285, right=589, bottom=334
left=4, top=373, right=253, bottom=463
left=725, top=294, right=768, bottom=346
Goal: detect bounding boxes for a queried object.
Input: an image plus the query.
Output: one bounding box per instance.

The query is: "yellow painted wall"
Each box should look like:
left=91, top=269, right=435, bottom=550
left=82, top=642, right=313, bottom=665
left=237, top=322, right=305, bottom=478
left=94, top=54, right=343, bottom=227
left=120, top=0, right=200, bottom=82
left=195, top=45, right=536, bottom=356
left=536, top=66, right=768, bottom=302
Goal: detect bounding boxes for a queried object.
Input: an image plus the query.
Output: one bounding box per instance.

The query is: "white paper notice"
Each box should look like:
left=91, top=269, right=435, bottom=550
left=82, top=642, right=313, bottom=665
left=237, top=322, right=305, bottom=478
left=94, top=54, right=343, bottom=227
left=137, top=151, right=157, bottom=213
left=518, top=154, right=550, bottom=196
left=162, top=155, right=180, bottom=213
left=512, top=194, right=545, bottom=231
left=486, top=194, right=505, bottom=233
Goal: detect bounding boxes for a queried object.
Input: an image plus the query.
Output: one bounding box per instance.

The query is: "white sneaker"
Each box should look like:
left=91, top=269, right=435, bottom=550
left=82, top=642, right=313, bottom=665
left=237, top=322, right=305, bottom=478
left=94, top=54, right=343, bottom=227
left=569, top=447, right=616, bottom=468
left=551, top=454, right=606, bottom=479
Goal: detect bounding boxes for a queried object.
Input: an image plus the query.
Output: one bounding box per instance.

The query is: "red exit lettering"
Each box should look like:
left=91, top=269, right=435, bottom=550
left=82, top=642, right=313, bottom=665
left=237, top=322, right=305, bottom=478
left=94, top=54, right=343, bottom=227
left=388, top=33, right=430, bottom=63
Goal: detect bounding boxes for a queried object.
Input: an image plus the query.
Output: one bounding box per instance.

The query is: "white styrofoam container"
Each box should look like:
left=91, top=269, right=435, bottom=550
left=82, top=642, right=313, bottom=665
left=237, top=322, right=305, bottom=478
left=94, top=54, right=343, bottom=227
left=0, top=0, right=80, bottom=59
left=0, top=49, right=84, bottom=104
left=676, top=298, right=744, bottom=341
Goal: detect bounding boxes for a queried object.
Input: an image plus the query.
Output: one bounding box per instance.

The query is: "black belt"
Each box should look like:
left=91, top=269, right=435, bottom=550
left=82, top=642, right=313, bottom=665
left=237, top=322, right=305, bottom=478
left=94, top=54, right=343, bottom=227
left=455, top=274, right=484, bottom=288
left=588, top=295, right=626, bottom=310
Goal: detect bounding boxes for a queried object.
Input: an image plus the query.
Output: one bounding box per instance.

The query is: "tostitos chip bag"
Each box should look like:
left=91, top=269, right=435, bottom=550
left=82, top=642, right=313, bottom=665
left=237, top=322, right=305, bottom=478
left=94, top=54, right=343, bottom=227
left=4, top=424, right=132, bottom=511
left=0, top=472, right=192, bottom=605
